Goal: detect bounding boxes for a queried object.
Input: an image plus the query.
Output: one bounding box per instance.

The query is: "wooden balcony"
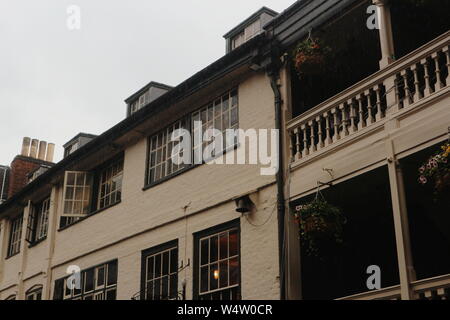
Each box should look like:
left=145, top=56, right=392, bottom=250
left=287, top=31, right=450, bottom=167
left=337, top=273, right=450, bottom=300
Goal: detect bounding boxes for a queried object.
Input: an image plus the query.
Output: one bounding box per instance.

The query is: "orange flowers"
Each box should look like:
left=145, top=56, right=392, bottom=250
left=292, top=38, right=329, bottom=76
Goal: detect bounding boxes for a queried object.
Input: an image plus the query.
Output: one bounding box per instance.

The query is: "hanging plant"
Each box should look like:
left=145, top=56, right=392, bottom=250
left=294, top=198, right=346, bottom=257
left=292, top=37, right=330, bottom=77
left=418, top=142, right=450, bottom=193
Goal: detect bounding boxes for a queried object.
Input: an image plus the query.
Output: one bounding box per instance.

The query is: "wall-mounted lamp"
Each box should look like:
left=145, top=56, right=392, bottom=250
left=235, top=195, right=254, bottom=215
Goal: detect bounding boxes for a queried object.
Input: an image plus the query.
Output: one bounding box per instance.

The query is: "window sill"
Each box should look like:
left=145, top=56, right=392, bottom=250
left=58, top=200, right=122, bottom=232
left=28, top=237, right=47, bottom=248
left=5, top=252, right=20, bottom=260
left=143, top=143, right=240, bottom=191
left=143, top=164, right=198, bottom=191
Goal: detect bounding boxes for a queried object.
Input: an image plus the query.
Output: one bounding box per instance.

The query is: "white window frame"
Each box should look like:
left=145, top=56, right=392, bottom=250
left=146, top=89, right=238, bottom=186
left=8, top=214, right=23, bottom=257
left=26, top=286, right=43, bottom=300
left=147, top=118, right=189, bottom=185
left=97, top=159, right=123, bottom=210
left=198, top=227, right=240, bottom=299
left=35, top=197, right=50, bottom=241
left=62, top=171, right=92, bottom=218
left=143, top=246, right=178, bottom=300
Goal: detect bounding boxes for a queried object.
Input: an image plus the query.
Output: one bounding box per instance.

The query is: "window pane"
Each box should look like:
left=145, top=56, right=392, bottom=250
left=146, top=281, right=154, bottom=300
left=154, top=279, right=161, bottom=300
left=97, top=266, right=105, bottom=287
left=107, top=261, right=118, bottom=286
left=161, top=276, right=169, bottom=299
left=229, top=257, right=239, bottom=286
left=162, top=251, right=169, bottom=275
left=200, top=266, right=208, bottom=293
left=84, top=269, right=94, bottom=292
left=210, top=235, right=218, bottom=263
left=219, top=260, right=229, bottom=288
left=147, top=256, right=154, bottom=280
left=170, top=249, right=177, bottom=273
left=169, top=274, right=177, bottom=299
left=219, top=232, right=228, bottom=260
left=200, top=239, right=209, bottom=266
left=155, top=254, right=162, bottom=278
left=229, top=229, right=238, bottom=257
left=106, top=289, right=116, bottom=300
left=209, top=264, right=219, bottom=291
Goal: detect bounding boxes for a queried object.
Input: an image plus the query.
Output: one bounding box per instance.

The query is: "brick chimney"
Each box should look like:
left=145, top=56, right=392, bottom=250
left=7, top=137, right=55, bottom=198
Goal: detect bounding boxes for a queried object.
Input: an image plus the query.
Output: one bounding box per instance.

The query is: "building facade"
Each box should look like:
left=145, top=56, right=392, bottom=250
left=0, top=0, right=449, bottom=300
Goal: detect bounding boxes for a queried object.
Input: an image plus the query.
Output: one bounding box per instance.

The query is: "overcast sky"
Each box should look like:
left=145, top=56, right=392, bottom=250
left=0, top=0, right=296, bottom=165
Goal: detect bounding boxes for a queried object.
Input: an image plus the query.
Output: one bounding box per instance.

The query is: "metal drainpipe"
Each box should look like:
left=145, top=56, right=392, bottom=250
left=267, top=48, right=286, bottom=300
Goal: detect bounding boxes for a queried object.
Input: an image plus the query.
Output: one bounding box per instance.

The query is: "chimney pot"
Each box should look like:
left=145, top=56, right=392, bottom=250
left=46, top=143, right=55, bottom=163
left=21, top=137, right=31, bottom=157
left=38, top=141, right=47, bottom=160
left=30, top=139, right=39, bottom=158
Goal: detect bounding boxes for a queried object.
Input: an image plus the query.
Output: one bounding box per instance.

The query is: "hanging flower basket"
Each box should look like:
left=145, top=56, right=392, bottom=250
left=292, top=37, right=330, bottom=77
left=294, top=198, right=346, bottom=257
left=418, top=142, right=450, bottom=192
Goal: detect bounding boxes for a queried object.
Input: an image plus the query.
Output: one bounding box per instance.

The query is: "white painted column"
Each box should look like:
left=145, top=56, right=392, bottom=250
left=280, top=64, right=302, bottom=300
left=0, top=219, right=6, bottom=284
left=43, top=185, right=59, bottom=300
left=17, top=201, right=32, bottom=300
left=386, top=140, right=416, bottom=300
left=373, top=0, right=395, bottom=68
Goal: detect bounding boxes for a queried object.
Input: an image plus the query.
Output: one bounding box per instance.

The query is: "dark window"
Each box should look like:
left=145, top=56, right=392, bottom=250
left=141, top=240, right=178, bottom=300
left=146, top=89, right=238, bottom=186
left=54, top=260, right=118, bottom=300
left=296, top=166, right=399, bottom=299
left=8, top=214, right=23, bottom=257
left=194, top=220, right=241, bottom=300
left=59, top=156, right=124, bottom=229
left=26, top=197, right=50, bottom=244
left=26, top=286, right=43, bottom=300
left=97, top=158, right=123, bottom=210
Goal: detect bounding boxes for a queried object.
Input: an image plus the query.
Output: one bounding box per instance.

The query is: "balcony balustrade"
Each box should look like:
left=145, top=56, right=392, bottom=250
left=287, top=31, right=450, bottom=165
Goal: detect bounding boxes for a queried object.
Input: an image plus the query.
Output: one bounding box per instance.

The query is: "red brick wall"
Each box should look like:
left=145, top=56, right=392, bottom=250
left=7, top=156, right=42, bottom=198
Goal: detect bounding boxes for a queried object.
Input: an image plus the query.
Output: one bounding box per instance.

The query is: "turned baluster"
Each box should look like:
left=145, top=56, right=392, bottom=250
left=365, top=90, right=375, bottom=125
left=331, top=107, right=340, bottom=143
left=357, top=94, right=365, bottom=130
left=348, top=98, right=357, bottom=134
left=339, top=103, right=349, bottom=137
left=411, top=63, right=421, bottom=102
left=432, top=51, right=444, bottom=90
left=444, top=46, right=450, bottom=86
left=421, top=58, right=433, bottom=97
left=301, top=124, right=309, bottom=158
left=308, top=120, right=316, bottom=154
left=324, top=112, right=332, bottom=147
left=400, top=70, right=410, bottom=108
left=293, top=128, right=301, bottom=160
left=374, top=85, right=383, bottom=121
left=316, top=116, right=324, bottom=150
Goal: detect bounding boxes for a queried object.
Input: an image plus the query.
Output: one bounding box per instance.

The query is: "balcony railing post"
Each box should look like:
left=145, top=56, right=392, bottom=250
left=384, top=74, right=399, bottom=114
left=373, top=0, right=395, bottom=68
left=386, top=140, right=416, bottom=300
left=444, top=45, right=450, bottom=86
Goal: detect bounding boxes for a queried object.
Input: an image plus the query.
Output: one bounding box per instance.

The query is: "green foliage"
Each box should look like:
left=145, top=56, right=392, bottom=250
left=418, top=142, right=450, bottom=193
left=294, top=199, right=346, bottom=257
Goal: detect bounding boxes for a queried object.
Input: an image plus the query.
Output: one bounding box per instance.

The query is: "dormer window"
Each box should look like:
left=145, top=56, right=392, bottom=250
left=126, top=82, right=172, bottom=117
left=231, top=18, right=261, bottom=50
left=63, top=133, right=97, bottom=159
left=224, top=7, right=278, bottom=54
